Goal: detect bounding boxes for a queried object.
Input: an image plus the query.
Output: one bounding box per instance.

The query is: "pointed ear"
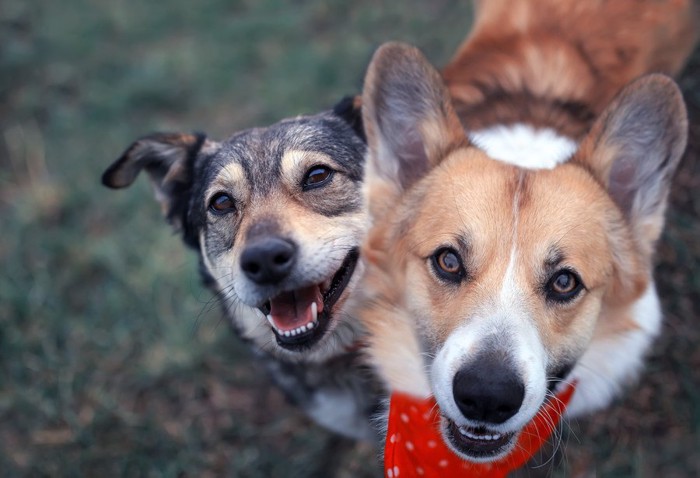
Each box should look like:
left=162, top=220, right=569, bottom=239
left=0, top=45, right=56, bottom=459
left=361, top=42, right=466, bottom=216
left=576, top=74, right=688, bottom=252
left=332, top=95, right=365, bottom=142
left=102, top=132, right=218, bottom=231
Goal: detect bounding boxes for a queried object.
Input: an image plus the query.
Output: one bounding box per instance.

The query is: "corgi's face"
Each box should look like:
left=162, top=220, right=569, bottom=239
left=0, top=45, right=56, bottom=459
left=360, top=43, right=686, bottom=462
left=396, top=151, right=623, bottom=460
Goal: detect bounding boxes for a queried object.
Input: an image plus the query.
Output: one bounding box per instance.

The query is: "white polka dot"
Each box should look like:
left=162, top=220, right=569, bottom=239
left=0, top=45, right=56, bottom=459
left=393, top=466, right=400, bottom=476
left=427, top=440, right=437, bottom=448
left=387, top=469, right=393, bottom=478
left=409, top=405, right=418, bottom=413
left=405, top=441, right=414, bottom=451
left=389, top=434, right=397, bottom=444
left=439, top=459, right=449, bottom=468
left=416, top=467, right=425, bottom=476
left=400, top=413, right=409, bottom=423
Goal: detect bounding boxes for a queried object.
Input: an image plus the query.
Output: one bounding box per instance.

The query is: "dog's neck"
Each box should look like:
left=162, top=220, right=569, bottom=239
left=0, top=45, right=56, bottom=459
left=384, top=382, right=577, bottom=477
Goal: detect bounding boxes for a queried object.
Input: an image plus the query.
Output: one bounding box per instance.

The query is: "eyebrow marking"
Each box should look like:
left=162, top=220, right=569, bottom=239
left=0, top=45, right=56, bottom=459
left=280, top=150, right=334, bottom=184
left=207, top=162, right=246, bottom=197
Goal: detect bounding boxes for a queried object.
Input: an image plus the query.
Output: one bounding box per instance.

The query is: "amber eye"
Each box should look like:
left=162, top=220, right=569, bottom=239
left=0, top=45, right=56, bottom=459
left=302, top=166, right=334, bottom=190
left=431, top=248, right=465, bottom=283
left=546, top=269, right=583, bottom=302
left=208, top=192, right=236, bottom=215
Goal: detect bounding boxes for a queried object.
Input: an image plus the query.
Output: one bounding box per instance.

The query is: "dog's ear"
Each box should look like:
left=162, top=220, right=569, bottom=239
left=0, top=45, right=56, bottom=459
left=333, top=95, right=365, bottom=142
left=102, top=132, right=217, bottom=234
left=361, top=42, right=466, bottom=217
left=576, top=74, right=687, bottom=253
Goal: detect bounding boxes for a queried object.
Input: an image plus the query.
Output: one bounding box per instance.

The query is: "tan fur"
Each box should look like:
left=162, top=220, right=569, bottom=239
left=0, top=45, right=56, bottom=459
left=359, top=1, right=693, bottom=461
left=367, top=148, right=637, bottom=367
left=445, top=0, right=698, bottom=138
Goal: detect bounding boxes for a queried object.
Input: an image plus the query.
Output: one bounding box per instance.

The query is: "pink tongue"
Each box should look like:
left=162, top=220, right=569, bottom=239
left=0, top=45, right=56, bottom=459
left=269, top=285, right=323, bottom=332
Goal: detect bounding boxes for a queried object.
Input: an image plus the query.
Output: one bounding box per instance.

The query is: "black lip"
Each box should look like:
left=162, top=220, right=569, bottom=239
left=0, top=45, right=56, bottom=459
left=445, top=419, right=515, bottom=460
left=270, top=248, right=359, bottom=352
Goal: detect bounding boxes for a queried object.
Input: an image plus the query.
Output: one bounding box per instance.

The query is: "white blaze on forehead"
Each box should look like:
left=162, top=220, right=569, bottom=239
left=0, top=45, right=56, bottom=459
left=430, top=173, right=548, bottom=430
left=468, top=123, right=577, bottom=170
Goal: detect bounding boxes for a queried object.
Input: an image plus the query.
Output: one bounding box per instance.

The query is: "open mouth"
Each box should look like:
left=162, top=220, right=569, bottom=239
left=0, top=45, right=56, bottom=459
left=445, top=420, right=516, bottom=460
left=259, top=248, right=359, bottom=351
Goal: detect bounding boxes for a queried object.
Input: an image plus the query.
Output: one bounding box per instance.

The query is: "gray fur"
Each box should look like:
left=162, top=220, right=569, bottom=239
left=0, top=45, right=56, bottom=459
left=104, top=105, right=383, bottom=443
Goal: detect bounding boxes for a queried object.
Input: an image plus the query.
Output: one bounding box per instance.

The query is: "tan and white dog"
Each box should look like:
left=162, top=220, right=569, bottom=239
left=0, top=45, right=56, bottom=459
left=358, top=0, right=696, bottom=464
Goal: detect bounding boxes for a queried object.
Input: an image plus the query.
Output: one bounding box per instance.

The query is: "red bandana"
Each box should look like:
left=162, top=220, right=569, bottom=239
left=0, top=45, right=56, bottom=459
left=384, top=382, right=576, bottom=477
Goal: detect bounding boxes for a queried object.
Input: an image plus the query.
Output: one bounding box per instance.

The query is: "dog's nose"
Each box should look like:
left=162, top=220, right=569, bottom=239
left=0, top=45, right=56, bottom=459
left=240, top=237, right=297, bottom=284
left=452, top=353, right=525, bottom=424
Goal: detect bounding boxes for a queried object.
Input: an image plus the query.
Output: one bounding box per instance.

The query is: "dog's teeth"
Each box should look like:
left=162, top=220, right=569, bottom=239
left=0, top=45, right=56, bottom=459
left=284, top=330, right=291, bottom=337
left=308, top=320, right=316, bottom=329
left=458, top=427, right=502, bottom=441
left=300, top=324, right=308, bottom=333
left=266, top=315, right=275, bottom=326
left=311, top=302, right=318, bottom=321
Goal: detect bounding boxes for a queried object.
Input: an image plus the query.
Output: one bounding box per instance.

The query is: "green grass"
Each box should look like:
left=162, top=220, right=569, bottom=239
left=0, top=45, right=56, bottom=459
left=1, top=0, right=699, bottom=476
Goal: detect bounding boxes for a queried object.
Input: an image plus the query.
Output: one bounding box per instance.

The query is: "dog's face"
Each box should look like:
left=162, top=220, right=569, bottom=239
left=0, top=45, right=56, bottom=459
left=103, top=101, right=368, bottom=360
left=360, top=43, right=686, bottom=462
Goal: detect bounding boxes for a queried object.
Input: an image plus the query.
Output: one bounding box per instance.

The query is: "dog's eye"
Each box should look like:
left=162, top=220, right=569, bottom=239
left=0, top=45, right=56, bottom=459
left=546, top=269, right=583, bottom=302
left=431, top=248, right=465, bottom=283
left=208, top=192, right=236, bottom=214
left=303, top=166, right=334, bottom=190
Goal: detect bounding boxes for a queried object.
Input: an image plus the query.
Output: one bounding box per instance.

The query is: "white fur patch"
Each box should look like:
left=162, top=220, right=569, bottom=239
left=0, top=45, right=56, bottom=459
left=566, top=283, right=662, bottom=417
left=430, top=249, right=548, bottom=435
left=468, top=123, right=577, bottom=169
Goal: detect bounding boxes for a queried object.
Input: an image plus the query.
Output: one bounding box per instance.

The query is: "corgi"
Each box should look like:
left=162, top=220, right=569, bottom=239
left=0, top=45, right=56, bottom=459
left=102, top=98, right=382, bottom=441
left=358, top=0, right=696, bottom=466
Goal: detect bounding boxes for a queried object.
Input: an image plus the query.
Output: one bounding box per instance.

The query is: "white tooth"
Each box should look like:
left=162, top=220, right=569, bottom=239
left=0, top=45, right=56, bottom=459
left=267, top=315, right=275, bottom=326
left=299, top=324, right=307, bottom=333
left=284, top=330, right=291, bottom=337
left=308, top=320, right=316, bottom=329
left=311, top=302, right=318, bottom=321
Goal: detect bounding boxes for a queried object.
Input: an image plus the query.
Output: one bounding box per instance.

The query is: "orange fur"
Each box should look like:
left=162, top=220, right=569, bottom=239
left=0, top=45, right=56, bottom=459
left=358, top=0, right=695, bottom=464
left=445, top=0, right=698, bottom=137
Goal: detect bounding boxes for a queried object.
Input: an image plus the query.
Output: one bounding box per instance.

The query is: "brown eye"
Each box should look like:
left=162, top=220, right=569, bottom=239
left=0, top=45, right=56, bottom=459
left=303, top=166, right=333, bottom=190
left=546, top=269, right=583, bottom=302
left=208, top=192, right=235, bottom=214
left=431, top=248, right=465, bottom=283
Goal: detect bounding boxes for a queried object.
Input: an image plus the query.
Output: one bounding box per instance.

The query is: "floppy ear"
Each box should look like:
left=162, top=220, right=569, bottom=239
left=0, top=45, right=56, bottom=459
left=103, top=132, right=217, bottom=234
left=576, top=74, right=688, bottom=255
left=361, top=42, right=466, bottom=218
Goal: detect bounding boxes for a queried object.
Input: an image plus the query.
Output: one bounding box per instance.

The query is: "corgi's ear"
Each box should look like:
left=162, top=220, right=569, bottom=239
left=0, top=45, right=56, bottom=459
left=362, top=42, right=466, bottom=216
left=103, top=132, right=219, bottom=235
left=576, top=74, right=687, bottom=253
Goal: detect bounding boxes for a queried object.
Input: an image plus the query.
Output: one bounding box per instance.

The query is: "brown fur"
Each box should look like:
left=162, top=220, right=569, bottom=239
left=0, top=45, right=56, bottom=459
left=444, top=0, right=698, bottom=138
left=358, top=0, right=694, bottom=464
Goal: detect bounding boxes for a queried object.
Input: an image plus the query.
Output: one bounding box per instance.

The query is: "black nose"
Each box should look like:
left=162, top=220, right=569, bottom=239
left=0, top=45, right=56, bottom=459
left=452, top=353, right=525, bottom=424
left=240, top=237, right=297, bottom=284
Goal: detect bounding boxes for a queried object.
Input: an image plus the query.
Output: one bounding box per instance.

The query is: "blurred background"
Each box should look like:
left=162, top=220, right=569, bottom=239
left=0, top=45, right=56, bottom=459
left=0, top=1, right=698, bottom=476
